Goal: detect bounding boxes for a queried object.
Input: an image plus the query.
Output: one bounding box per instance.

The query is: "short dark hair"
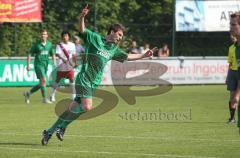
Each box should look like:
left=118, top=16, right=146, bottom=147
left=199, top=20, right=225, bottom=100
left=230, top=12, right=240, bottom=25
left=163, top=43, right=168, bottom=46
left=107, top=23, right=124, bottom=35
left=41, top=29, right=48, bottom=33
left=61, top=30, right=71, bottom=38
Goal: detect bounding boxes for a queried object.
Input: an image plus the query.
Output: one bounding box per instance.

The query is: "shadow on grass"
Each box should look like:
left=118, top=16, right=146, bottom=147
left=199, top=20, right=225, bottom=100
left=0, top=142, right=40, bottom=146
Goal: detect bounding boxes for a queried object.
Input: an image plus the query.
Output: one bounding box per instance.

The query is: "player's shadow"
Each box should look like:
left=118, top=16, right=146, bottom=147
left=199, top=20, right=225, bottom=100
left=0, top=142, right=40, bottom=146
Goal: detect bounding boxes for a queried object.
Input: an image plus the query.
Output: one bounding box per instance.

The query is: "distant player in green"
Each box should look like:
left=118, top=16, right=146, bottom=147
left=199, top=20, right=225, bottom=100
left=24, top=29, right=56, bottom=104
left=41, top=5, right=158, bottom=145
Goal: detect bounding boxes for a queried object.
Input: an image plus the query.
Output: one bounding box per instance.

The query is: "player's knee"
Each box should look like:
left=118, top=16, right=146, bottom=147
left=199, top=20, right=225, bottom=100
left=40, top=82, right=46, bottom=86
left=83, top=104, right=92, bottom=111
left=40, top=79, right=46, bottom=86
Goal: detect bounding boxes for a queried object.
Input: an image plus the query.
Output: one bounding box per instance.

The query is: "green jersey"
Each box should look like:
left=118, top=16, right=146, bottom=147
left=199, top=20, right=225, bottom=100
left=29, top=40, right=54, bottom=66
left=77, top=28, right=128, bottom=89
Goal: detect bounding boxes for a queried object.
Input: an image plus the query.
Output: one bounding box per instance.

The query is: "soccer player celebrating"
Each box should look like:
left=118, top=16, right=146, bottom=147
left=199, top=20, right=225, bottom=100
left=50, top=31, right=78, bottom=102
left=41, top=5, right=158, bottom=145
left=24, top=29, right=56, bottom=104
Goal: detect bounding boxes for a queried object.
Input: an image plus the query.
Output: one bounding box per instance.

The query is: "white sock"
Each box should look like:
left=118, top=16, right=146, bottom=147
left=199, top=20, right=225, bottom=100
left=51, top=82, right=58, bottom=97
left=70, top=82, right=76, bottom=100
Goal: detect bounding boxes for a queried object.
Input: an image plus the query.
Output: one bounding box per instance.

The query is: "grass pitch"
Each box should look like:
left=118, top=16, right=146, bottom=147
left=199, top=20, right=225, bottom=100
left=0, top=85, right=239, bottom=158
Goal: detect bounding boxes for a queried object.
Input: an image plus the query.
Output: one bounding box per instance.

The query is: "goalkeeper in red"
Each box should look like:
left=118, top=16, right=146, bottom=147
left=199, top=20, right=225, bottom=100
left=41, top=5, right=158, bottom=145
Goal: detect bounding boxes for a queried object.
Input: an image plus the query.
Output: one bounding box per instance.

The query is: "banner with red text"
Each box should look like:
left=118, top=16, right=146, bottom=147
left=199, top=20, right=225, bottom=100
left=0, top=0, right=42, bottom=22
left=0, top=57, right=228, bottom=86
left=101, top=58, right=228, bottom=85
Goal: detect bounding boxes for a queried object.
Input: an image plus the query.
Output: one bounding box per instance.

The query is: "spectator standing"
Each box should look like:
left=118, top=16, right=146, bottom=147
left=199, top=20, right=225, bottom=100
left=128, top=40, right=139, bottom=54
left=158, top=43, right=170, bottom=57
left=139, top=43, right=150, bottom=54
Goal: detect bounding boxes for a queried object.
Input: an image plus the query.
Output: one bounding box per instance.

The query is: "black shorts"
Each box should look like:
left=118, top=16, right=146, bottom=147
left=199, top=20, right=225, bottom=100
left=226, top=69, right=239, bottom=91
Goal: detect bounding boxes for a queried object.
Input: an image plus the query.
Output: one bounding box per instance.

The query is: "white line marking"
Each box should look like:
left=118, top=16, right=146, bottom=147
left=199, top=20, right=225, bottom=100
left=0, top=132, right=239, bottom=143
left=0, top=146, right=219, bottom=158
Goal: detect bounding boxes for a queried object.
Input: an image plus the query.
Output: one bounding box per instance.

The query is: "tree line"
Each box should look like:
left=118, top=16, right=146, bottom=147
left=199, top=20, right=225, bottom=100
left=0, top=0, right=230, bottom=57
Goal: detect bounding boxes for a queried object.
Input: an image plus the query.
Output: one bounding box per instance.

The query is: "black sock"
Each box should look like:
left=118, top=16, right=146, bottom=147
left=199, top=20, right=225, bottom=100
left=229, top=101, right=231, bottom=116
left=229, top=101, right=235, bottom=120
left=230, top=108, right=236, bottom=120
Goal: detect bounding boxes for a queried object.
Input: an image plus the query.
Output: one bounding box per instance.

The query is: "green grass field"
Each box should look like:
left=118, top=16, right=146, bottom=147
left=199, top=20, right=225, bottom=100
left=0, top=85, right=239, bottom=158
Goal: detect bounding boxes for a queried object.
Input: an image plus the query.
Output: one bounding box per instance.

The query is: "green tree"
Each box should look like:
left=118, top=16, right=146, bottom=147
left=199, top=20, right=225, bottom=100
left=0, top=0, right=230, bottom=57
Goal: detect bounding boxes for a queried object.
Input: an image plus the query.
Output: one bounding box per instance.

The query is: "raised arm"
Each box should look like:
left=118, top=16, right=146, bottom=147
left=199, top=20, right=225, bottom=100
left=79, top=4, right=89, bottom=33
left=127, top=47, right=158, bottom=61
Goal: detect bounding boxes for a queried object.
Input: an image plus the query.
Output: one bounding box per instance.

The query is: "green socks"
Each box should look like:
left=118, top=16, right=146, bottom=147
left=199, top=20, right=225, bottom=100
left=47, top=118, right=64, bottom=135
left=30, top=85, right=41, bottom=94
left=60, top=105, right=86, bottom=129
left=29, top=85, right=47, bottom=99
left=47, top=104, right=86, bottom=134
left=40, top=86, right=46, bottom=98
